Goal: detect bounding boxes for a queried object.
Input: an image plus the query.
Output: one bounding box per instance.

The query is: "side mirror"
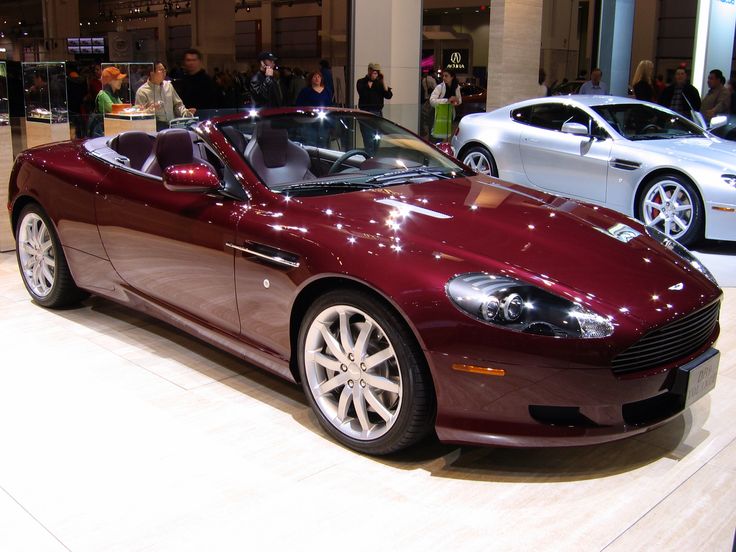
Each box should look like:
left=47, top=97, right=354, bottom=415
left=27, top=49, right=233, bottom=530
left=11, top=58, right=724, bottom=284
left=163, top=162, right=221, bottom=193
left=709, top=115, right=728, bottom=131
left=561, top=122, right=589, bottom=136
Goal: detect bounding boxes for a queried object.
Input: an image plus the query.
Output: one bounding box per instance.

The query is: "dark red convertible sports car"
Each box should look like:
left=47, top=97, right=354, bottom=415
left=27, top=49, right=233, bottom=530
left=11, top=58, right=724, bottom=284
left=7, top=107, right=722, bottom=454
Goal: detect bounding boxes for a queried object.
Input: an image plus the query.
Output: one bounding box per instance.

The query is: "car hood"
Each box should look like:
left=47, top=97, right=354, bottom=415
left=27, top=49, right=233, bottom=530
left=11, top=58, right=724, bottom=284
left=289, top=175, right=719, bottom=327
left=624, top=136, right=736, bottom=167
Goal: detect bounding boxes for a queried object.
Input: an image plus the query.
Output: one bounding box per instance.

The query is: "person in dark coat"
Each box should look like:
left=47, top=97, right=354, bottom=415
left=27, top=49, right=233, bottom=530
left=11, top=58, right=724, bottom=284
left=658, top=67, right=701, bottom=119
left=356, top=62, right=393, bottom=116
left=175, top=49, right=218, bottom=116
left=296, top=71, right=333, bottom=107
left=319, top=59, right=334, bottom=103
left=250, top=51, right=282, bottom=109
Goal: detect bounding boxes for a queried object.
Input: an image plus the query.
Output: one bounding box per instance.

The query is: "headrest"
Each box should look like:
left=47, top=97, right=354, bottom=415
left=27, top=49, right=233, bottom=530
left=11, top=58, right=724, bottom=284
left=255, top=124, right=288, bottom=168
left=223, top=126, right=247, bottom=153
left=155, top=128, right=194, bottom=170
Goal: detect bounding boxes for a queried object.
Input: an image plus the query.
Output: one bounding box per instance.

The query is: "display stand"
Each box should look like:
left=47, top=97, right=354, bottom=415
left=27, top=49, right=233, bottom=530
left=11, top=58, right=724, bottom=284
left=21, top=62, right=69, bottom=150
left=103, top=113, right=156, bottom=136
left=0, top=62, right=13, bottom=252
left=99, top=62, right=154, bottom=136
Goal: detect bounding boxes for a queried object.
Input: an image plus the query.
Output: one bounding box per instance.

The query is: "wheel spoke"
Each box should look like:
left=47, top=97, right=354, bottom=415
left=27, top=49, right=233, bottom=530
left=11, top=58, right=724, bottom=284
left=353, top=320, right=374, bottom=360
left=41, top=263, right=54, bottom=286
left=319, top=323, right=346, bottom=362
left=364, top=388, right=392, bottom=423
left=44, top=256, right=55, bottom=269
left=364, top=373, right=401, bottom=394
left=338, top=309, right=354, bottom=354
left=656, top=185, right=668, bottom=204
left=673, top=216, right=689, bottom=232
left=364, top=346, right=394, bottom=370
left=318, top=373, right=348, bottom=395
left=674, top=204, right=691, bottom=213
left=353, top=388, right=371, bottom=432
left=336, top=385, right=353, bottom=422
left=311, top=352, right=342, bottom=372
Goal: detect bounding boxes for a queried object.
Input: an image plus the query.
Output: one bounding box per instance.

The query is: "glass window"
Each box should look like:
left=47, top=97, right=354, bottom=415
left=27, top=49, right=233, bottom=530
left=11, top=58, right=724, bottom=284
left=219, top=111, right=469, bottom=194
left=511, top=106, right=532, bottom=123
left=592, top=103, right=704, bottom=140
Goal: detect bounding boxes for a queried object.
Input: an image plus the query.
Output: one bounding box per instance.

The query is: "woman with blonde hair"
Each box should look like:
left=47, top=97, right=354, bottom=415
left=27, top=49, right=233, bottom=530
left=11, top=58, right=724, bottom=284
left=632, top=60, right=656, bottom=101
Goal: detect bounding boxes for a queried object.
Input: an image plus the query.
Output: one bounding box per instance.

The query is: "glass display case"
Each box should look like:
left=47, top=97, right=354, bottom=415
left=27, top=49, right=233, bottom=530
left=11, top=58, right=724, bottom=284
left=22, top=62, right=68, bottom=124
left=0, top=62, right=13, bottom=251
left=22, top=62, right=70, bottom=149
left=100, top=62, right=156, bottom=136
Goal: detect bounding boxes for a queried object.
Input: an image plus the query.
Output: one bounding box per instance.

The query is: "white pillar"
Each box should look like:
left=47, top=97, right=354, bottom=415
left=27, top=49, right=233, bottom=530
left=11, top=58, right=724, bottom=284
left=486, top=0, right=544, bottom=110
left=352, top=0, right=422, bottom=131
left=693, top=0, right=736, bottom=96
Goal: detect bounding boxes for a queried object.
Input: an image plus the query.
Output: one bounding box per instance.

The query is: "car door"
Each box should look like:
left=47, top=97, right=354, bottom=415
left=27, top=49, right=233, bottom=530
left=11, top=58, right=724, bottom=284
left=95, top=162, right=243, bottom=334
left=519, top=103, right=612, bottom=203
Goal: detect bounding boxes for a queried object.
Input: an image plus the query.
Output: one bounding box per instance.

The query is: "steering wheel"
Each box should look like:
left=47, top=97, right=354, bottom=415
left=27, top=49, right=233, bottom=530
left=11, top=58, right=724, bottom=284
left=328, top=149, right=370, bottom=175
left=641, top=123, right=661, bottom=133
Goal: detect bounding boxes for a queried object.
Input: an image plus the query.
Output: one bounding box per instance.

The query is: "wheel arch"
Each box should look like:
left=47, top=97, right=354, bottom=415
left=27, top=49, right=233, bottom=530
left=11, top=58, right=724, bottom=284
left=456, top=140, right=495, bottom=163
left=632, top=168, right=704, bottom=219
left=11, top=194, right=42, bottom=234
left=288, top=275, right=431, bottom=384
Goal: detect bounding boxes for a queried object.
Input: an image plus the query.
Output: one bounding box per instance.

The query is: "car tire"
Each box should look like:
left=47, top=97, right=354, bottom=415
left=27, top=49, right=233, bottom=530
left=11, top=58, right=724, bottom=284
left=298, top=289, right=435, bottom=455
left=15, top=203, right=87, bottom=308
left=462, top=145, right=498, bottom=177
left=638, top=174, right=703, bottom=248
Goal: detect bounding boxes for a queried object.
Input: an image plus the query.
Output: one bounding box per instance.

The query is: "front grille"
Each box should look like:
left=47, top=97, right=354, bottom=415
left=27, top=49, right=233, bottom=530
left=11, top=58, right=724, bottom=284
left=612, top=302, right=720, bottom=375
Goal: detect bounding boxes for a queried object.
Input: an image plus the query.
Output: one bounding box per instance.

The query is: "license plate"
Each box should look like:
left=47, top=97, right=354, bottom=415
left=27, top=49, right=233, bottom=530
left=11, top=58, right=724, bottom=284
left=680, top=349, right=719, bottom=409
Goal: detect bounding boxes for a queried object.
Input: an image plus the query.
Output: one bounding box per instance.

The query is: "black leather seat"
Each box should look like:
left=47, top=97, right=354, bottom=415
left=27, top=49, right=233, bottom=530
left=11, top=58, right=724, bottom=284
left=142, top=128, right=210, bottom=177
left=244, top=122, right=314, bottom=187
left=109, top=131, right=155, bottom=171
left=222, top=126, right=248, bottom=154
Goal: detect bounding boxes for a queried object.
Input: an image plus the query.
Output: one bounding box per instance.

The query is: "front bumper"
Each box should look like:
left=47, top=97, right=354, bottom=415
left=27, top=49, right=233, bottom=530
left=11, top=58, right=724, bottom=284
left=429, top=345, right=719, bottom=448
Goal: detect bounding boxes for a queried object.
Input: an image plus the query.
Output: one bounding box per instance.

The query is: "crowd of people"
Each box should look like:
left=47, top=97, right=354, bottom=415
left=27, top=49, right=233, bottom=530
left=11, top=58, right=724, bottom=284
left=49, top=50, right=736, bottom=142
left=575, top=61, right=736, bottom=124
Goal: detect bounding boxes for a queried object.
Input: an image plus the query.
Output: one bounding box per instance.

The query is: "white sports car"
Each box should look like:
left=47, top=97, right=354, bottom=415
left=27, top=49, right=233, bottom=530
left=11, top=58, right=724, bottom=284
left=451, top=96, right=736, bottom=246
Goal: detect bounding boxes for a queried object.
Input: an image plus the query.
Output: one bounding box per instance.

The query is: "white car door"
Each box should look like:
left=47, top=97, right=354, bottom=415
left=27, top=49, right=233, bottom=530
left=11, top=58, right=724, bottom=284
left=519, top=103, right=612, bottom=203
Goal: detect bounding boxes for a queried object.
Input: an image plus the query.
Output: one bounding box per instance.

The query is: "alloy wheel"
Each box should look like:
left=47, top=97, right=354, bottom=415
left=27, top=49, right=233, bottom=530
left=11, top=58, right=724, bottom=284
left=303, top=305, right=403, bottom=441
left=17, top=212, right=55, bottom=298
left=642, top=179, right=694, bottom=240
left=463, top=151, right=492, bottom=175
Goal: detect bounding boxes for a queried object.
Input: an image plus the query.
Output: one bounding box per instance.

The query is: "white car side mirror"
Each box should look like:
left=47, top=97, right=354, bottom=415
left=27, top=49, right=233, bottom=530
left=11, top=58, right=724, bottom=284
left=561, top=122, right=589, bottom=136
left=709, top=115, right=728, bottom=130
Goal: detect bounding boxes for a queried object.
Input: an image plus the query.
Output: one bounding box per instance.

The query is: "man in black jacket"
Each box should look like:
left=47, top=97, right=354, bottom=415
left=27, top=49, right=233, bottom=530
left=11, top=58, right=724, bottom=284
left=356, top=62, right=393, bottom=116
left=175, top=49, right=218, bottom=117
left=250, top=51, right=282, bottom=109
left=659, top=67, right=701, bottom=120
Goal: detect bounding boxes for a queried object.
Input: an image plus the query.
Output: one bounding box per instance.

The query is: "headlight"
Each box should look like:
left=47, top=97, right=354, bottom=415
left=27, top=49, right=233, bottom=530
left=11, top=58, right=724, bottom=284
left=446, top=273, right=614, bottom=338
left=644, top=226, right=718, bottom=285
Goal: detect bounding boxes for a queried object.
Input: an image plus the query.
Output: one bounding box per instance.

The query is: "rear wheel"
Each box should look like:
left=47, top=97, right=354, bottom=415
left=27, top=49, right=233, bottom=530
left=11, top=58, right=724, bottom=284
left=638, top=174, right=703, bottom=247
left=15, top=203, right=86, bottom=308
left=298, top=290, right=435, bottom=455
left=462, top=145, right=498, bottom=177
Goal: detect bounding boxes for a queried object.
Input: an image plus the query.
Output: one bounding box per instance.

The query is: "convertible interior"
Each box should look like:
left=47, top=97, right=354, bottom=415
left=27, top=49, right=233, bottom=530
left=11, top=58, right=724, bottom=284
left=85, top=113, right=457, bottom=195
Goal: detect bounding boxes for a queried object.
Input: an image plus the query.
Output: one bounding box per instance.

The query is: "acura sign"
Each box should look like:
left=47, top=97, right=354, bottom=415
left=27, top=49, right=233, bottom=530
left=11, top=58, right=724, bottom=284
left=442, top=49, right=469, bottom=72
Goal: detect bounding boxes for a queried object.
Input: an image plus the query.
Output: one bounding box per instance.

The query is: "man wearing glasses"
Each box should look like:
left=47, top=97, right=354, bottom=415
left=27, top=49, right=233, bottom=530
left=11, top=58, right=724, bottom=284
left=136, top=61, right=195, bottom=131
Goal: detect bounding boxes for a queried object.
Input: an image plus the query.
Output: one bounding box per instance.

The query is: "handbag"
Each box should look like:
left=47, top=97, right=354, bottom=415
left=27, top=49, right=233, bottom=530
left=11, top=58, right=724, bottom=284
left=431, top=102, right=454, bottom=140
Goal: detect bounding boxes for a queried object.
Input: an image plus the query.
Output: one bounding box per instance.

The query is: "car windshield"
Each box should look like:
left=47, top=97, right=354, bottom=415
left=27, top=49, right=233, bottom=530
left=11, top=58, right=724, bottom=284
left=591, top=103, right=705, bottom=140
left=219, top=111, right=469, bottom=195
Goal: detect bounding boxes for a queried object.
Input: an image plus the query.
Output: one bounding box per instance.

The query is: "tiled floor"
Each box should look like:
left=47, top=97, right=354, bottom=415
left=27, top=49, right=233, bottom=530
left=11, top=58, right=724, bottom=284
left=0, top=249, right=734, bottom=552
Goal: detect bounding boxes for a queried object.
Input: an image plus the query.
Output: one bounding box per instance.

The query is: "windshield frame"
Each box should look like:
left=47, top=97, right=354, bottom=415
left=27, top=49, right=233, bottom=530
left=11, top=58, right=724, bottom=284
left=216, top=109, right=469, bottom=195
left=591, top=102, right=706, bottom=141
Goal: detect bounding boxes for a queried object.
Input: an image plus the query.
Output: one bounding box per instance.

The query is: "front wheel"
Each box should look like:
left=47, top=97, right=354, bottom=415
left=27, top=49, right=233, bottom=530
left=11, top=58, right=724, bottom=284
left=638, top=174, right=703, bottom=247
left=298, top=290, right=435, bottom=455
left=15, top=203, right=86, bottom=308
left=462, top=145, right=498, bottom=177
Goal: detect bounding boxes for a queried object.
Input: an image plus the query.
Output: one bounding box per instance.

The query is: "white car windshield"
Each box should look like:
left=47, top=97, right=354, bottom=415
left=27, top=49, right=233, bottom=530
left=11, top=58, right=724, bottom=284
left=219, top=111, right=468, bottom=195
left=592, top=104, right=705, bottom=141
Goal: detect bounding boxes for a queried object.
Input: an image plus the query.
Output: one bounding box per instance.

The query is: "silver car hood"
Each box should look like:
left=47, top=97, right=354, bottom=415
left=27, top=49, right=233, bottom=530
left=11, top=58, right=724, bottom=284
left=623, top=136, right=736, bottom=168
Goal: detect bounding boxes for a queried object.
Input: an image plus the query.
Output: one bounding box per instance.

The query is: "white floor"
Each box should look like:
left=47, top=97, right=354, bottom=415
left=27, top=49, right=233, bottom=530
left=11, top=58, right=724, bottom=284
left=0, top=249, right=735, bottom=552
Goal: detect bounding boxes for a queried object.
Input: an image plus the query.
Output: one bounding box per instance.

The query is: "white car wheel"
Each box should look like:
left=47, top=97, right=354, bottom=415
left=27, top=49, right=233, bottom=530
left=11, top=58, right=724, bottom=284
left=640, top=175, right=703, bottom=247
